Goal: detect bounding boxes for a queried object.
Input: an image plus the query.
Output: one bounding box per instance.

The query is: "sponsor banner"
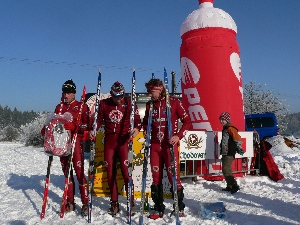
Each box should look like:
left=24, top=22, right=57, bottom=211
left=180, top=131, right=253, bottom=160
left=216, top=131, right=254, bottom=159
left=180, top=131, right=215, bottom=160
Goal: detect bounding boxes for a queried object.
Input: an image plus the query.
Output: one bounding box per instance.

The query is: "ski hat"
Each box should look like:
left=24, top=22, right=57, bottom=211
left=62, top=79, right=76, bottom=93
left=111, top=81, right=125, bottom=97
left=219, top=112, right=230, bottom=123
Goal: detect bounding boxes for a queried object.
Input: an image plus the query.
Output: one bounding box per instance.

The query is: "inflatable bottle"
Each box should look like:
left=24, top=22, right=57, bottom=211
left=180, top=0, right=244, bottom=179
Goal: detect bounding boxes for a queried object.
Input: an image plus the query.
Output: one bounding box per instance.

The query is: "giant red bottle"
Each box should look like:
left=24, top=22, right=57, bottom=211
left=180, top=0, right=244, bottom=179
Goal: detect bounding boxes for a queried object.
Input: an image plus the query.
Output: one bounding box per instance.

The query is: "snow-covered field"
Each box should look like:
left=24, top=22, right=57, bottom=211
left=1, top=135, right=300, bottom=225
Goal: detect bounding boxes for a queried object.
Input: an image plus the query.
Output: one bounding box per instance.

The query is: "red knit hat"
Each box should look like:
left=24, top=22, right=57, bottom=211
left=111, top=81, right=125, bottom=97
left=219, top=112, right=230, bottom=122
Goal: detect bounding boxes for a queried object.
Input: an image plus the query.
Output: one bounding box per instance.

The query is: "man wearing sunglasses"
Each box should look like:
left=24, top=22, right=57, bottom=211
left=143, top=78, right=192, bottom=219
left=92, top=81, right=141, bottom=216
left=41, top=79, right=91, bottom=216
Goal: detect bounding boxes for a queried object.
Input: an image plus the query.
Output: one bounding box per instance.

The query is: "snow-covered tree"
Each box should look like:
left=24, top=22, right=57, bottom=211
left=281, top=112, right=300, bottom=135
left=244, top=81, right=289, bottom=132
left=0, top=125, right=19, bottom=141
left=18, top=112, right=48, bottom=146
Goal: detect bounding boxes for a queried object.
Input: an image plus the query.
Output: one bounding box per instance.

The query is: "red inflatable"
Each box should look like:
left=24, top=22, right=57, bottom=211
left=180, top=0, right=245, bottom=180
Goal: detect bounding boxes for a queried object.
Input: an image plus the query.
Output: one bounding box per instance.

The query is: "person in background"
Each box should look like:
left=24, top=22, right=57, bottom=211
left=41, top=79, right=91, bottom=216
left=91, top=81, right=141, bottom=216
left=219, top=111, right=245, bottom=194
left=143, top=78, right=192, bottom=220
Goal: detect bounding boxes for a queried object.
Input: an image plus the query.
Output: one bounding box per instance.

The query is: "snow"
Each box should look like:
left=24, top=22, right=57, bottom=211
left=1, top=135, right=300, bottom=225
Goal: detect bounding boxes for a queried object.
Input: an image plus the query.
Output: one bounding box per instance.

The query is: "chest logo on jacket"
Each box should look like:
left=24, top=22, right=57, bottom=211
left=72, top=105, right=79, bottom=111
left=109, top=110, right=123, bottom=124
left=157, top=131, right=164, bottom=141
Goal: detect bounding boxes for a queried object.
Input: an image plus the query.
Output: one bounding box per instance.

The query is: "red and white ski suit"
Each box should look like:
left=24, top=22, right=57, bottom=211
left=143, top=96, right=192, bottom=189
left=96, top=97, right=141, bottom=202
left=54, top=100, right=91, bottom=204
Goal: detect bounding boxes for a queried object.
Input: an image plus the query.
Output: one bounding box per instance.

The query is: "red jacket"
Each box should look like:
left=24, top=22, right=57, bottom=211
left=143, top=96, right=191, bottom=143
left=54, top=100, right=91, bottom=135
left=96, top=97, right=141, bottom=135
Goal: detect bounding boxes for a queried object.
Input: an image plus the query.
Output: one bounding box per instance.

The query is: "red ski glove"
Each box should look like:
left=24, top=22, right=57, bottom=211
left=40, top=126, right=45, bottom=136
left=64, top=122, right=76, bottom=131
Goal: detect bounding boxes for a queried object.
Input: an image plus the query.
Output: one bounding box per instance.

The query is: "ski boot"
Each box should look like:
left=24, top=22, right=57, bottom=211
left=149, top=209, right=164, bottom=220
left=65, top=202, right=76, bottom=213
left=127, top=202, right=136, bottom=216
left=178, top=210, right=185, bottom=217
left=224, top=176, right=239, bottom=194
left=149, top=202, right=165, bottom=220
left=149, top=184, right=165, bottom=220
left=81, top=204, right=88, bottom=217
left=170, top=187, right=186, bottom=217
left=230, top=185, right=240, bottom=194
left=108, top=201, right=120, bottom=216
left=131, top=203, right=136, bottom=216
left=222, top=186, right=232, bottom=192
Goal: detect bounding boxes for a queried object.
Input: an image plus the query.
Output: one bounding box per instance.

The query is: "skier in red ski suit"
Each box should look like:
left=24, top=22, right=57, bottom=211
left=92, top=81, right=141, bottom=216
left=143, top=78, right=192, bottom=220
left=42, top=79, right=91, bottom=215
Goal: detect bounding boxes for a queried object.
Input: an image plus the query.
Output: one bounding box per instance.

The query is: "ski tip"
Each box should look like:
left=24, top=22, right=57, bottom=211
left=98, top=67, right=101, bottom=73
left=132, top=67, right=135, bottom=72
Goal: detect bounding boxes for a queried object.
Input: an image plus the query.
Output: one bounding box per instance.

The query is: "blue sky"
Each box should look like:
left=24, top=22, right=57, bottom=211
left=1, top=1, right=300, bottom=113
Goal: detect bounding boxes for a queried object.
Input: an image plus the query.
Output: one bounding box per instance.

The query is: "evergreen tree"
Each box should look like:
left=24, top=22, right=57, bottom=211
left=0, top=105, right=3, bottom=128
left=12, top=107, right=20, bottom=127
left=2, top=106, right=13, bottom=127
left=0, top=104, right=38, bottom=129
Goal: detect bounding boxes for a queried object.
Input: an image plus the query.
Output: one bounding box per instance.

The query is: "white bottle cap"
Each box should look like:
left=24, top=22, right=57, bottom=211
left=180, top=0, right=237, bottom=37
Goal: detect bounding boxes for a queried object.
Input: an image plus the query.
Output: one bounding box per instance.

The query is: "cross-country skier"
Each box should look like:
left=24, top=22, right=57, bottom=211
left=41, top=79, right=91, bottom=215
left=90, top=81, right=141, bottom=216
left=143, top=78, right=192, bottom=220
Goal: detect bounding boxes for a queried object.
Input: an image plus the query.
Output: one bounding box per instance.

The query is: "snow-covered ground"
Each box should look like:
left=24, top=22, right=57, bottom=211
left=1, top=135, right=300, bottom=225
